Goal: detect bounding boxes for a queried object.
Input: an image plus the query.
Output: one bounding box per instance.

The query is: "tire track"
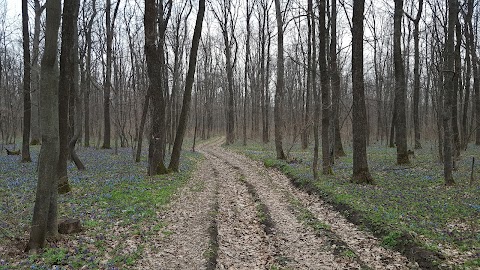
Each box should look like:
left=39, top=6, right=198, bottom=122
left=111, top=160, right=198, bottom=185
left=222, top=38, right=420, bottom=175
left=203, top=151, right=274, bottom=269
left=201, top=142, right=362, bottom=269
left=136, top=157, right=217, bottom=269
left=207, top=139, right=417, bottom=269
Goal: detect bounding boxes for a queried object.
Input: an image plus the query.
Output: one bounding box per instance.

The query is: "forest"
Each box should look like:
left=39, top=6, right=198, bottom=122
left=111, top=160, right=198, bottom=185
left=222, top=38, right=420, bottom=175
left=0, top=0, right=479, bottom=268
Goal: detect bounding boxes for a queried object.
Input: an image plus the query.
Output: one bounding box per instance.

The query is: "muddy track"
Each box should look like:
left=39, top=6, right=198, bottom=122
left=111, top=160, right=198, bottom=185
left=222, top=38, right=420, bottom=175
left=137, top=138, right=416, bottom=269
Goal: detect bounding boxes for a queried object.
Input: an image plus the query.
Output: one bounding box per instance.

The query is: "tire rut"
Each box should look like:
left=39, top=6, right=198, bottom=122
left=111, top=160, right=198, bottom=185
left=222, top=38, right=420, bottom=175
left=203, top=151, right=274, bottom=269
left=136, top=156, right=217, bottom=269
left=201, top=143, right=362, bottom=269
left=206, top=139, right=417, bottom=269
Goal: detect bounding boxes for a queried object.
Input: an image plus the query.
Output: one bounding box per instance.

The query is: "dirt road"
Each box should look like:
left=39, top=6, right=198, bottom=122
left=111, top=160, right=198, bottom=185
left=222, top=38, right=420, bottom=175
left=137, top=138, right=416, bottom=269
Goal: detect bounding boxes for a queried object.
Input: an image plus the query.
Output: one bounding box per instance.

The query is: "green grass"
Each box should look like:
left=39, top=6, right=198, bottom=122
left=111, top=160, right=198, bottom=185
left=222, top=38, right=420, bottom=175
left=0, top=146, right=202, bottom=269
left=228, top=140, right=480, bottom=268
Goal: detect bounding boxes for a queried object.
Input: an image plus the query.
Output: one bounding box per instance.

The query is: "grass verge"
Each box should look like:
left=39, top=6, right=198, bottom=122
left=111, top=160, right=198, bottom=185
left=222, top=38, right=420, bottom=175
left=228, top=141, right=480, bottom=270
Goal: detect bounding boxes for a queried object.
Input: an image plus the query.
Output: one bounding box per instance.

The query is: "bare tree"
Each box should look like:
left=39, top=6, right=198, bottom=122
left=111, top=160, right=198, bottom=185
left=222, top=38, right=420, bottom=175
left=212, top=0, right=237, bottom=145
left=21, top=0, right=32, bottom=162
left=169, top=0, right=206, bottom=172
left=26, top=0, right=61, bottom=252
left=318, top=0, right=332, bottom=174
left=30, top=0, right=45, bottom=146
left=145, top=0, right=171, bottom=175
left=351, top=0, right=373, bottom=184
left=406, top=0, right=423, bottom=150
left=83, top=0, right=97, bottom=148
left=273, top=0, right=286, bottom=160
left=57, top=0, right=80, bottom=194
left=330, top=0, right=345, bottom=157
left=394, top=0, right=410, bottom=164
left=102, top=0, right=120, bottom=149
left=443, top=0, right=456, bottom=186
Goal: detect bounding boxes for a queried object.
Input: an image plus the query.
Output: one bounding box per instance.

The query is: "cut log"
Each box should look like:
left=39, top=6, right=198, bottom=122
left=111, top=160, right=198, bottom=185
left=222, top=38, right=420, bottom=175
left=58, top=219, right=82, bottom=234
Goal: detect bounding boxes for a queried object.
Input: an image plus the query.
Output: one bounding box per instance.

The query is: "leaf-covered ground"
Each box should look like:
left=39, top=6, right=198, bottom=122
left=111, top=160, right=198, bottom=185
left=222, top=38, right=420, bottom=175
left=228, top=141, right=480, bottom=269
left=0, top=145, right=201, bottom=269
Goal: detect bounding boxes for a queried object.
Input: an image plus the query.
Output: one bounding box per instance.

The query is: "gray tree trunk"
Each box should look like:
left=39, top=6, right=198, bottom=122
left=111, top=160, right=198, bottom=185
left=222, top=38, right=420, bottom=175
left=443, top=0, right=456, bottom=186
left=352, top=0, right=373, bottom=184
left=274, top=0, right=286, bottom=160
left=394, top=0, right=410, bottom=165
left=57, top=0, right=80, bottom=194
left=145, top=0, right=170, bottom=175
left=21, top=0, right=32, bottom=162
left=330, top=0, right=345, bottom=157
left=30, top=0, right=44, bottom=146
left=318, top=0, right=332, bottom=174
left=26, top=0, right=61, bottom=252
left=169, top=0, right=205, bottom=172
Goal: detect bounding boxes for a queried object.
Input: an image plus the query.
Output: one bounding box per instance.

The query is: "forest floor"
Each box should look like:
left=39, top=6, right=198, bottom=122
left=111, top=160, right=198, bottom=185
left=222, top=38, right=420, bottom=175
left=1, top=138, right=478, bottom=269
left=137, top=137, right=418, bottom=269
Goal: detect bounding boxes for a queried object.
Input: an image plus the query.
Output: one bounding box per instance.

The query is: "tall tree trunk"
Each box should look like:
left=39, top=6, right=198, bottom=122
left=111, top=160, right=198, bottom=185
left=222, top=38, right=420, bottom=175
left=84, top=0, right=96, bottom=147
left=169, top=0, right=205, bottom=172
left=145, top=0, right=170, bottom=175
left=352, top=0, right=373, bottom=184
left=30, top=0, right=44, bottom=145
left=318, top=0, right=332, bottom=174
left=394, top=0, right=410, bottom=164
left=57, top=0, right=80, bottom=194
left=407, top=0, right=423, bottom=149
left=452, top=18, right=461, bottom=156
left=21, top=0, right=32, bottom=162
left=103, top=0, right=112, bottom=149
left=330, top=0, right=345, bottom=157
left=311, top=0, right=320, bottom=179
left=68, top=7, right=84, bottom=170
left=243, top=0, right=252, bottom=146
left=273, top=0, right=286, bottom=160
left=302, top=0, right=313, bottom=150
left=102, top=0, right=120, bottom=149
left=443, top=0, right=456, bottom=186
left=462, top=5, right=472, bottom=149
left=26, top=0, right=61, bottom=252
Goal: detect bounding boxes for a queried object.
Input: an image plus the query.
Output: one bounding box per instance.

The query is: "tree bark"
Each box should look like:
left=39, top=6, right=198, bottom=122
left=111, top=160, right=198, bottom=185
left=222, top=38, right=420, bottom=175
left=26, top=0, right=61, bottom=252
left=102, top=0, right=120, bottom=149
left=351, top=0, right=373, bottom=184
left=318, top=0, right=332, bottom=174
left=407, top=0, right=423, bottom=150
left=145, top=0, right=170, bottom=175
left=57, top=0, right=79, bottom=194
left=302, top=0, right=313, bottom=150
left=274, top=0, right=286, bottom=160
left=394, top=0, right=410, bottom=164
left=443, top=0, right=456, bottom=186
left=311, top=0, right=319, bottom=179
left=452, top=18, right=461, bottom=156
left=21, top=0, right=32, bottom=162
left=84, top=0, right=96, bottom=148
left=30, top=0, right=44, bottom=146
left=169, top=0, right=205, bottom=172
left=330, top=0, right=345, bottom=157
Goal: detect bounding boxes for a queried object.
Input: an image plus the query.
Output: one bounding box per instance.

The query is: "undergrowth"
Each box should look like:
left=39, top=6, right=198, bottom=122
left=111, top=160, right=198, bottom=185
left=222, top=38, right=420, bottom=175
left=228, top=141, right=480, bottom=269
left=0, top=145, right=202, bottom=269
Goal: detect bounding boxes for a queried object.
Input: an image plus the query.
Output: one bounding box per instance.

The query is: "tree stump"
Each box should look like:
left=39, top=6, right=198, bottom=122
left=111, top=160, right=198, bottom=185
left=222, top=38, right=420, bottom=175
left=58, top=219, right=82, bottom=234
